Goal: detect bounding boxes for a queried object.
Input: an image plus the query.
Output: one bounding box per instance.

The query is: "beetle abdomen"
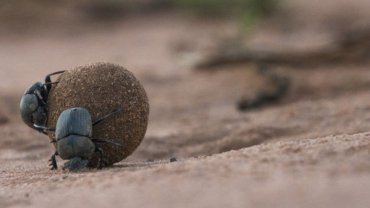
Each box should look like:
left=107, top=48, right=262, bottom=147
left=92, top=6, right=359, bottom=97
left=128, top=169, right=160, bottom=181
left=55, top=107, right=93, bottom=139
left=57, top=135, right=95, bottom=160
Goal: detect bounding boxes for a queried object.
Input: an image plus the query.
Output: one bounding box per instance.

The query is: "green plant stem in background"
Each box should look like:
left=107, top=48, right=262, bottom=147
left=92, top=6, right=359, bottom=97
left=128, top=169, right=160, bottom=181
left=173, top=0, right=280, bottom=33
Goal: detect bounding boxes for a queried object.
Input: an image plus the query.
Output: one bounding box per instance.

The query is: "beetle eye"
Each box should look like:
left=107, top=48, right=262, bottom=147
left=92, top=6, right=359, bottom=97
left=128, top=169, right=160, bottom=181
left=20, top=94, right=39, bottom=112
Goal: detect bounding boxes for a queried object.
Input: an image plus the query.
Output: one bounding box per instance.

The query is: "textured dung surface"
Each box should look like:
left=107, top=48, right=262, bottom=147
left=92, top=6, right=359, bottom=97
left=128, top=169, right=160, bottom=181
left=47, top=63, right=149, bottom=166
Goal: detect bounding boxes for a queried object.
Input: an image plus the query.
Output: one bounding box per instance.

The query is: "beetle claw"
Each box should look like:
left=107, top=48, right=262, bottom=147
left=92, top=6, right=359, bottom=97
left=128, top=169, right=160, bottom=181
left=49, top=163, right=57, bottom=170
left=95, top=147, right=105, bottom=169
left=49, top=152, right=58, bottom=170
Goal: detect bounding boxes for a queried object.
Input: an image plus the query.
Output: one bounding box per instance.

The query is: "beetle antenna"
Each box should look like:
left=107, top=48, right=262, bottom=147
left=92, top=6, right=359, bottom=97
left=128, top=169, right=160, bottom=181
left=44, top=70, right=65, bottom=83
left=92, top=138, right=122, bottom=146
left=33, top=124, right=56, bottom=132
left=45, top=70, right=65, bottom=91
left=44, top=81, right=59, bottom=86
left=93, top=108, right=122, bottom=126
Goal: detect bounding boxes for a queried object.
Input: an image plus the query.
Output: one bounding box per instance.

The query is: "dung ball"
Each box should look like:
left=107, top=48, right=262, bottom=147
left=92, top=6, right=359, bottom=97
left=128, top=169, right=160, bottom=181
left=47, top=62, right=149, bottom=166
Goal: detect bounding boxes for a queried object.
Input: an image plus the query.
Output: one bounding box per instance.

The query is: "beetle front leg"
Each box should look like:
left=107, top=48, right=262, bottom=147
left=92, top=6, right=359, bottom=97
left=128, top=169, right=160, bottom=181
left=49, top=151, right=58, bottom=170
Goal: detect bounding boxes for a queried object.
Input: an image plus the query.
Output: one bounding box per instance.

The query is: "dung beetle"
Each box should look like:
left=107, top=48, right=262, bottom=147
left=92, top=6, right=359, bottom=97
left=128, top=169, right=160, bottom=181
left=20, top=70, right=65, bottom=134
left=35, top=107, right=122, bottom=171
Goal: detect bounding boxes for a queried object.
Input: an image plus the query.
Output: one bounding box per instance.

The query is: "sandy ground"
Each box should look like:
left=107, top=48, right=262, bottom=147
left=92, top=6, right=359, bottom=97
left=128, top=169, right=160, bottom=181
left=1, top=1, right=370, bottom=207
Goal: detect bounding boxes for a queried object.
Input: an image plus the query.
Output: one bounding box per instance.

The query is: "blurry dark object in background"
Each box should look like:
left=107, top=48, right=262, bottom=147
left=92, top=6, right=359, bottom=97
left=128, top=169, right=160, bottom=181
left=237, top=64, right=289, bottom=111
left=80, top=0, right=128, bottom=21
left=0, top=110, right=9, bottom=125
left=195, top=26, right=370, bottom=112
left=80, top=0, right=171, bottom=21
left=196, top=27, right=370, bottom=68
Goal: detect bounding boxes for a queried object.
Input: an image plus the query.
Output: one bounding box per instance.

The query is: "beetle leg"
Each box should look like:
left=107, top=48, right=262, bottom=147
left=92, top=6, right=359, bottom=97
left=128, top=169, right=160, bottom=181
left=49, top=151, right=58, bottom=170
left=95, top=147, right=104, bottom=169
left=33, top=123, right=54, bottom=135
left=33, top=90, right=46, bottom=105
left=92, top=108, right=122, bottom=126
left=91, top=138, right=122, bottom=146
left=33, top=124, right=56, bottom=132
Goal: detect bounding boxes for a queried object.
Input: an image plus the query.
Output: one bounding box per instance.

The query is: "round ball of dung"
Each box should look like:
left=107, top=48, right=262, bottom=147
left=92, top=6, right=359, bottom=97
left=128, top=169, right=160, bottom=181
left=47, top=62, right=149, bottom=166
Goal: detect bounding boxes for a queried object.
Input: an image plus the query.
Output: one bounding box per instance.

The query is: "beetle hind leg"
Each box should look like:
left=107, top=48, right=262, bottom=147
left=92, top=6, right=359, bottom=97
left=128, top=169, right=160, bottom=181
left=95, top=147, right=105, bottom=169
left=92, top=108, right=122, bottom=126
left=49, top=151, right=58, bottom=170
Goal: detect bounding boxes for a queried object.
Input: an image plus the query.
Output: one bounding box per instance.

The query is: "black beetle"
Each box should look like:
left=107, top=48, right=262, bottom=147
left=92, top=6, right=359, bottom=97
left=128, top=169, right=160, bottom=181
left=20, top=70, right=65, bottom=134
left=35, top=107, right=122, bottom=171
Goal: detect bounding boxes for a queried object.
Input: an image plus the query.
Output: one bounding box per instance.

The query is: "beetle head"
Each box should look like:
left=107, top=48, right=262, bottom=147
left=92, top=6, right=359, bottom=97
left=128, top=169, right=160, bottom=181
left=19, top=93, right=39, bottom=126
left=20, top=82, right=50, bottom=128
left=26, top=81, right=43, bottom=93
